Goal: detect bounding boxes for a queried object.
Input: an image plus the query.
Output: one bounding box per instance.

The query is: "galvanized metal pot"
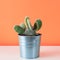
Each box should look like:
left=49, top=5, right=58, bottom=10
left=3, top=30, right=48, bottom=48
left=18, top=34, right=41, bottom=59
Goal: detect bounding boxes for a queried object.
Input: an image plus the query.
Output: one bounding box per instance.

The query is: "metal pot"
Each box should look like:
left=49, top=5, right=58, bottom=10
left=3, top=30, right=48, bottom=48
left=18, top=34, right=41, bottom=59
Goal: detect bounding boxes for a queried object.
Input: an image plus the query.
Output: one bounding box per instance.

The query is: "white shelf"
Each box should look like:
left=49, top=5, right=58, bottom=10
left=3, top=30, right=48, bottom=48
left=0, top=46, right=60, bottom=60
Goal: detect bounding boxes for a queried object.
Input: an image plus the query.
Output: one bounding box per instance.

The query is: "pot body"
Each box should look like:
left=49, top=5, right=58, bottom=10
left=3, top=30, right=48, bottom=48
left=18, top=34, right=41, bottom=59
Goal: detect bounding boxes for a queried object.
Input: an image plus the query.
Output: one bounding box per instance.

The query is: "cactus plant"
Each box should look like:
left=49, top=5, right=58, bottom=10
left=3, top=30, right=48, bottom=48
left=14, top=16, right=42, bottom=35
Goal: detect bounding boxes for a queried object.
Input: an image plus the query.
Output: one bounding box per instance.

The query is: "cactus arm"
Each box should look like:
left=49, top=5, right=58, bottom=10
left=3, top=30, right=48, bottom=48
left=25, top=16, right=36, bottom=35
left=33, top=19, right=42, bottom=31
left=14, top=25, right=25, bottom=34
left=25, top=17, right=33, bottom=31
left=20, top=23, right=26, bottom=30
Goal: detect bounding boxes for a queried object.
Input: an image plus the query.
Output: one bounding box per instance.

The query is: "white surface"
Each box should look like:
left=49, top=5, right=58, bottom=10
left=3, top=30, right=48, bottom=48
left=0, top=46, right=60, bottom=60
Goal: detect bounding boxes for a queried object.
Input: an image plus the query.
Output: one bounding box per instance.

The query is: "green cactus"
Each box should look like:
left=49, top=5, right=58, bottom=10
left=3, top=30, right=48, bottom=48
left=33, top=19, right=42, bottom=31
left=14, top=25, right=25, bottom=34
left=14, top=16, right=42, bottom=35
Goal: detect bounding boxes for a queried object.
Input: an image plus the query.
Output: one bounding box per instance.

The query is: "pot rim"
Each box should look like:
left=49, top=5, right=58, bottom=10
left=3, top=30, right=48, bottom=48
left=18, top=33, right=42, bottom=36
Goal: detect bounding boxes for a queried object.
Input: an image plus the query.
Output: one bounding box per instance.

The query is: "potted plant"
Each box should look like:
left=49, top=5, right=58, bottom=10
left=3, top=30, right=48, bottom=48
left=14, top=16, right=42, bottom=59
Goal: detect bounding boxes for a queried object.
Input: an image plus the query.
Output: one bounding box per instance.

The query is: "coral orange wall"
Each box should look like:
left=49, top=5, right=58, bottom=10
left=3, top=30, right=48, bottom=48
left=0, top=0, right=60, bottom=46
